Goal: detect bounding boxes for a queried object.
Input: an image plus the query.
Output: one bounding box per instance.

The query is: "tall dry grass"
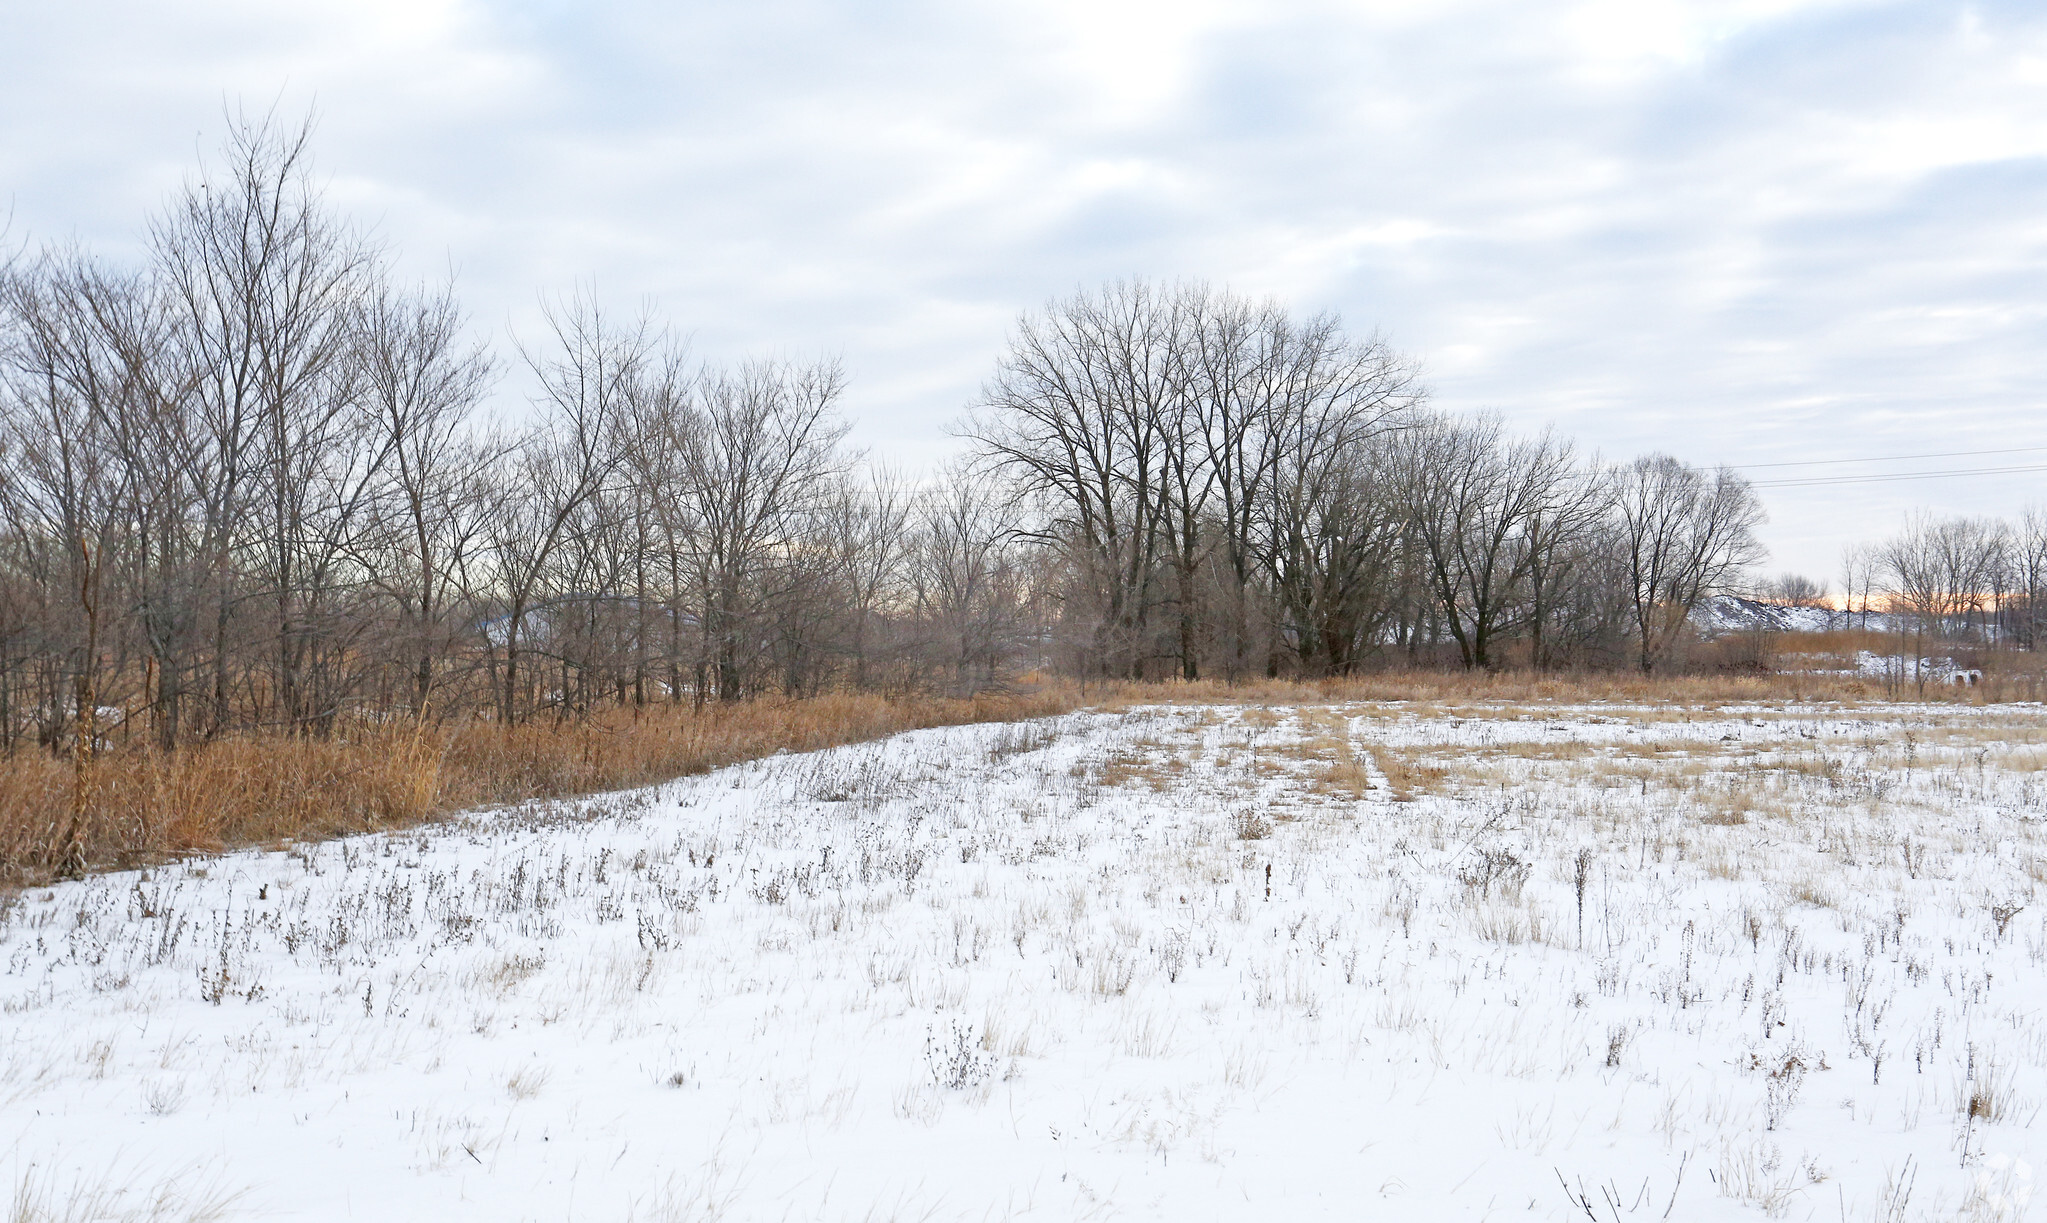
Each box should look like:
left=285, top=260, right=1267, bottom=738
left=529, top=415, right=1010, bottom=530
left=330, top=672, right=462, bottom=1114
left=0, top=689, right=1076, bottom=886
left=3, top=653, right=2023, bottom=887
left=1073, top=666, right=1943, bottom=709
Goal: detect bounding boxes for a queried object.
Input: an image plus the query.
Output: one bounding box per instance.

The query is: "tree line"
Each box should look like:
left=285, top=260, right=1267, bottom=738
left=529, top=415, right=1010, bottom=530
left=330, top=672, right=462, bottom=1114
left=972, top=279, right=1766, bottom=682
left=1758, top=512, right=2047, bottom=650
left=0, top=115, right=1052, bottom=757
left=1, top=114, right=1779, bottom=759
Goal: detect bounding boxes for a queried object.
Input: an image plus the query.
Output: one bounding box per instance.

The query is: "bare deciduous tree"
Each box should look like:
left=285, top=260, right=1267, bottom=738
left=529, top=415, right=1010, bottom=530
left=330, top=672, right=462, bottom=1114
left=1757, top=573, right=1829, bottom=609
left=1398, top=415, right=1582, bottom=670
left=1614, top=456, right=1765, bottom=674
left=672, top=358, right=849, bottom=701
left=1878, top=513, right=2008, bottom=693
left=356, top=276, right=498, bottom=715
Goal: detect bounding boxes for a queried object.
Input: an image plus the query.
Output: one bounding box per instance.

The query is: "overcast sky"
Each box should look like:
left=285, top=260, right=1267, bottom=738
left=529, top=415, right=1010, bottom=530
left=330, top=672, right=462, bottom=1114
left=6, top=0, right=2046, bottom=580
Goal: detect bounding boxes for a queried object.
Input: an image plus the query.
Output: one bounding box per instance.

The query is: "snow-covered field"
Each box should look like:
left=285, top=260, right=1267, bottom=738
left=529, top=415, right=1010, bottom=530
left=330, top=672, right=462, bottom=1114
left=7, top=701, right=2047, bottom=1221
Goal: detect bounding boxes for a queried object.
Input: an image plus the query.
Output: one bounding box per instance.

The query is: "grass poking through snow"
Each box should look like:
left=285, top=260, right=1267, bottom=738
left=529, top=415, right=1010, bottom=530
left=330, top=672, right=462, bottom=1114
left=4, top=698, right=2045, bottom=1219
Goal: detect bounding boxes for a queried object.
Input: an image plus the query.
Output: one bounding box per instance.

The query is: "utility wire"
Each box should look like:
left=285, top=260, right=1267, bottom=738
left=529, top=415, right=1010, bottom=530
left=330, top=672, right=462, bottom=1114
left=1732, top=445, right=2047, bottom=469
left=1751, top=462, right=2047, bottom=489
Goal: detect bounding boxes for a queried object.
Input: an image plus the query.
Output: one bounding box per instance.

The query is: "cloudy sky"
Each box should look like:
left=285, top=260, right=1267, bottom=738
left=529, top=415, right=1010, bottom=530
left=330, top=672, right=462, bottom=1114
left=6, top=0, right=2046, bottom=579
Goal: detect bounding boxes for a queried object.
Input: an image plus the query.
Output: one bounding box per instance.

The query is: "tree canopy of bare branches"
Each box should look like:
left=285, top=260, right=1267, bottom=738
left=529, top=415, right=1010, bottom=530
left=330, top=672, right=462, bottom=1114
left=35, top=115, right=2020, bottom=763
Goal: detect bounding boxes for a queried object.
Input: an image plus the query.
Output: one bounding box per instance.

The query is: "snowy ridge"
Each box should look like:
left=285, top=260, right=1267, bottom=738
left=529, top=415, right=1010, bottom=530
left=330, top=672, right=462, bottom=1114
left=1693, top=595, right=1865, bottom=635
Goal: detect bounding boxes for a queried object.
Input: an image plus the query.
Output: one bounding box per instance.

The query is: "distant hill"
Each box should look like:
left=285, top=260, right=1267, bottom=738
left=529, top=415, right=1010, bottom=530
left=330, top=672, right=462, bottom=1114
left=1692, top=595, right=1896, bottom=635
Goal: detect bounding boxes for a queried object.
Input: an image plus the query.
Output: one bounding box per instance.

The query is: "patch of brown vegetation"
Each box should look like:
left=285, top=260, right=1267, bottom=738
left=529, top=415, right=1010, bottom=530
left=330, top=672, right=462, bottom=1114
left=1074, top=653, right=2047, bottom=709
left=1081, top=669, right=1899, bottom=709
left=1699, top=802, right=1750, bottom=827
left=1312, top=747, right=1377, bottom=800
left=0, top=689, right=1076, bottom=886
left=1261, top=719, right=1380, bottom=801
left=23, top=662, right=2047, bottom=888
left=1369, top=747, right=1450, bottom=802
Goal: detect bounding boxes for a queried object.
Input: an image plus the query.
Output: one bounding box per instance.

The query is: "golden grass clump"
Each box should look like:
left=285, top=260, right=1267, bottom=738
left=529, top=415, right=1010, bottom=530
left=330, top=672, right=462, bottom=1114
left=1368, top=747, right=1449, bottom=802
left=1311, top=747, right=1377, bottom=800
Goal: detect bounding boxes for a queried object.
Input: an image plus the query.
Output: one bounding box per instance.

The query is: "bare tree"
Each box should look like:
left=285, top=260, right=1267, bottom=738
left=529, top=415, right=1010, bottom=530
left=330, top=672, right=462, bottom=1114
left=150, top=108, right=374, bottom=735
left=35, top=126, right=2009, bottom=777
left=1398, top=415, right=1582, bottom=670
left=0, top=108, right=1070, bottom=770
left=2009, top=508, right=2047, bottom=650
left=909, top=462, right=1031, bottom=695
left=1523, top=465, right=1614, bottom=670
left=1839, top=544, right=1879, bottom=631
left=355, top=275, right=498, bottom=715
left=1614, top=456, right=1765, bottom=674
left=1757, top=573, right=1829, bottom=609
left=671, top=358, right=849, bottom=701
left=969, top=281, right=1178, bottom=680
left=485, top=294, right=638, bottom=723
left=823, top=466, right=913, bottom=690
left=1245, top=317, right=1424, bottom=675
left=1878, top=513, right=2007, bottom=693
left=973, top=279, right=1422, bottom=681
left=0, top=252, right=143, bottom=869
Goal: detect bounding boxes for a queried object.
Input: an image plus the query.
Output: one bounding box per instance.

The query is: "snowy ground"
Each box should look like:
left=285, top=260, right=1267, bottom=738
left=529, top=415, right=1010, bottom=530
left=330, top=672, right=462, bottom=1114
left=6, top=701, right=2047, bottom=1221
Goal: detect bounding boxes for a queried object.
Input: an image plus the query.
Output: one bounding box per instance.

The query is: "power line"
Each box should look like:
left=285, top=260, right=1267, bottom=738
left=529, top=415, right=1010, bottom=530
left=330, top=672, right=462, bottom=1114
left=1751, top=462, right=2047, bottom=489
left=1732, top=445, right=2047, bottom=469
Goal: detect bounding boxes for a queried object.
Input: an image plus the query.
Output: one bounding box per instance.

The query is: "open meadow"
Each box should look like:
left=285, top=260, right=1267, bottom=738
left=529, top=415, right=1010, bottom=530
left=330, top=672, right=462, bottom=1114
left=5, top=697, right=2046, bottom=1221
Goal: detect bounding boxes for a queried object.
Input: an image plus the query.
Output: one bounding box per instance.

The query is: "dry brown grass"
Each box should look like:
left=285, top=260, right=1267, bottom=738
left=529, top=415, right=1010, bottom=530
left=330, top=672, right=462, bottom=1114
left=0, top=688, right=1076, bottom=886
left=1369, top=747, right=1450, bottom=802
left=1311, top=746, right=1377, bottom=800
left=1699, top=801, right=1751, bottom=827
left=1095, top=750, right=1153, bottom=790
left=1259, top=714, right=1380, bottom=802
left=1079, top=668, right=1901, bottom=709
left=1079, top=649, right=2047, bottom=708
left=14, top=655, right=2043, bottom=888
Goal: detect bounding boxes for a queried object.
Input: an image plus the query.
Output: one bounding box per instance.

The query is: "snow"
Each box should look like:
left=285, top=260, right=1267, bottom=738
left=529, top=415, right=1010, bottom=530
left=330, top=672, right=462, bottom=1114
left=5, top=702, right=2047, bottom=1220
left=1843, top=650, right=1987, bottom=686
left=1693, top=595, right=2005, bottom=645
left=1694, top=596, right=1856, bottom=635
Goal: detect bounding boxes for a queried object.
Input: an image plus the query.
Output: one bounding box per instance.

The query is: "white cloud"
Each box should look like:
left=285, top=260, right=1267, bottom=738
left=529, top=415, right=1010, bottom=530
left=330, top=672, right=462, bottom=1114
left=6, top=0, right=2046, bottom=575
